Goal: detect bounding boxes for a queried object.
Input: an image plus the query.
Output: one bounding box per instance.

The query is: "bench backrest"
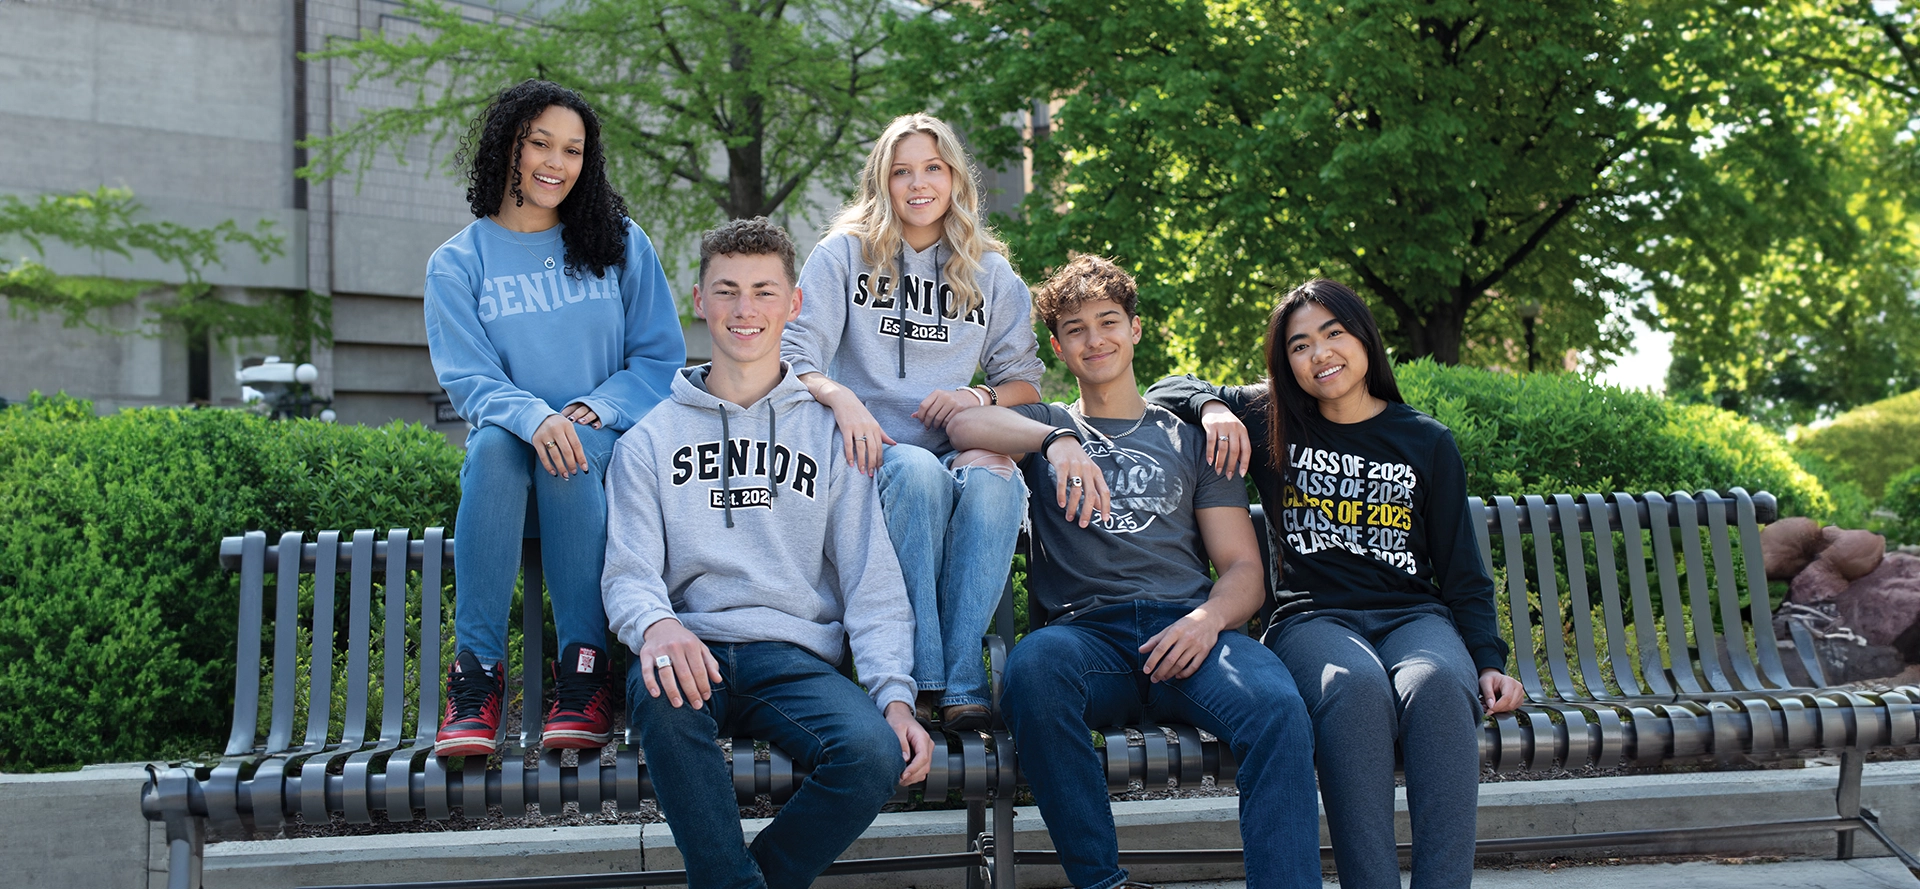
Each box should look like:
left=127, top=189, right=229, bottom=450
left=213, top=487, right=1789, bottom=807
left=1467, top=489, right=1798, bottom=703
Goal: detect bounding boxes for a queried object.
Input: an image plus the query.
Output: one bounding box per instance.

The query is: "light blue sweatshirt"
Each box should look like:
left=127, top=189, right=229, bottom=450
left=424, top=217, right=686, bottom=440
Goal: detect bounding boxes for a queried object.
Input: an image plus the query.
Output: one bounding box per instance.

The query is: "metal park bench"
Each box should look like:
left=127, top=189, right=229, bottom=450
left=141, top=488, right=1920, bottom=889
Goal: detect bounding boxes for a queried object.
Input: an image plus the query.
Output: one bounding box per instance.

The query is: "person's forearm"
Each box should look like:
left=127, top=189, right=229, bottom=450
left=799, top=371, right=857, bottom=408
left=1200, top=556, right=1267, bottom=629
left=992, top=380, right=1041, bottom=406
left=946, top=405, right=1055, bottom=455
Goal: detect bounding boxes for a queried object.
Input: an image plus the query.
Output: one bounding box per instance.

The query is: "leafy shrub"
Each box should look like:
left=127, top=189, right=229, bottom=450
left=1885, top=465, right=1920, bottom=546
left=1793, top=387, right=1920, bottom=501
left=1790, top=449, right=1876, bottom=531
left=1396, top=360, right=1830, bottom=518
left=0, top=393, right=461, bottom=770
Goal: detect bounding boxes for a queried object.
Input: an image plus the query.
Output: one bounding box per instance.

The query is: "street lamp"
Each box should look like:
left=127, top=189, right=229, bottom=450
left=237, top=356, right=333, bottom=420
left=1518, top=302, right=1542, bottom=373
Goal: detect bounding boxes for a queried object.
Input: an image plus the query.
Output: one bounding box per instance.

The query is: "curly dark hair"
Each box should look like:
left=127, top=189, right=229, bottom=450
left=459, top=79, right=629, bottom=278
left=698, top=217, right=797, bottom=285
left=1031, top=255, right=1138, bottom=334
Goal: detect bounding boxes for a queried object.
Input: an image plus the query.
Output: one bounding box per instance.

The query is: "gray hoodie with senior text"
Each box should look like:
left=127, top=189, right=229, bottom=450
left=601, top=363, right=915, bottom=712
left=782, top=233, right=1045, bottom=454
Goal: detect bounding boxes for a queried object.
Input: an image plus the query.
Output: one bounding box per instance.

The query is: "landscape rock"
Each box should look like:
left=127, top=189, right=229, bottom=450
left=1790, top=556, right=1850, bottom=603
left=1820, top=526, right=1887, bottom=580
left=1832, top=552, right=1920, bottom=658
left=1763, top=517, right=1825, bottom=580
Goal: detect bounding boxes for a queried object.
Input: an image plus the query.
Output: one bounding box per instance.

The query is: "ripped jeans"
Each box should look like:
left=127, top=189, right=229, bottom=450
left=876, top=443, right=1025, bottom=708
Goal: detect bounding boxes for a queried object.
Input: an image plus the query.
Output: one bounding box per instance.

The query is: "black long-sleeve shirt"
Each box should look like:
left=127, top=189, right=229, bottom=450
left=1145, top=375, right=1509, bottom=673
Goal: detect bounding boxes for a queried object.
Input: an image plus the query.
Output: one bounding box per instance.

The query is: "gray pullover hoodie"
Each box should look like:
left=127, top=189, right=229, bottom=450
left=601, top=363, right=916, bottom=713
left=782, top=232, right=1046, bottom=454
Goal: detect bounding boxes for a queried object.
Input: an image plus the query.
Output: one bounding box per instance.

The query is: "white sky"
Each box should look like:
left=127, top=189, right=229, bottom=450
left=1593, top=310, right=1673, bottom=393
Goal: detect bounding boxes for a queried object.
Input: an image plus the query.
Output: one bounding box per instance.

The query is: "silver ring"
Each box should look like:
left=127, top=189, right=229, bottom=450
left=1069, top=477, right=1083, bottom=487
left=654, top=655, right=672, bottom=669
left=856, top=435, right=868, bottom=441
left=1217, top=435, right=1228, bottom=441
left=544, top=441, right=559, bottom=449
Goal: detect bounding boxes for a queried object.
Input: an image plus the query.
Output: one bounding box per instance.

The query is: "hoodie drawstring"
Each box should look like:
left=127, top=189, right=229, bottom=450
left=766, top=399, right=778, bottom=500
left=714, top=395, right=782, bottom=527
left=718, top=404, right=734, bottom=528
left=894, top=242, right=947, bottom=380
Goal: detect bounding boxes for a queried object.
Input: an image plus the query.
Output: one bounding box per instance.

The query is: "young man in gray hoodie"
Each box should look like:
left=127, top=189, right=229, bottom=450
left=602, top=217, right=933, bottom=889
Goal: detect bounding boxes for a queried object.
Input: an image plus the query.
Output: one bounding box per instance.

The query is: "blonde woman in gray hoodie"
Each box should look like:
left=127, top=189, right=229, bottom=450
left=782, top=113, right=1046, bottom=730
left=604, top=218, right=931, bottom=888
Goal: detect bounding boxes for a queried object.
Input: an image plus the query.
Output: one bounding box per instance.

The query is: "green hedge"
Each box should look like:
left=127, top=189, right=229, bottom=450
left=1396, top=360, right=1831, bottom=519
left=1885, top=466, right=1920, bottom=546
left=0, top=394, right=461, bottom=770
left=1794, top=388, right=1920, bottom=501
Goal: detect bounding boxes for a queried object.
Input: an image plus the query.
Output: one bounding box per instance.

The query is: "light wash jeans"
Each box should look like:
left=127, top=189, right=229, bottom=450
left=628, top=640, right=905, bottom=889
left=1268, top=604, right=1483, bottom=889
left=876, top=443, right=1023, bottom=708
left=1005, top=602, right=1322, bottom=889
left=451, top=423, right=619, bottom=666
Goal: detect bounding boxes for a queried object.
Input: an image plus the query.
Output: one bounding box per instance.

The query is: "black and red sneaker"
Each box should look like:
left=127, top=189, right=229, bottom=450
left=434, top=650, right=504, bottom=757
left=542, top=642, right=616, bottom=749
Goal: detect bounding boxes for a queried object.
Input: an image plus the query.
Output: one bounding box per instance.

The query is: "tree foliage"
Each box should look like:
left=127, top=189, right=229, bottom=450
left=898, top=0, right=1920, bottom=410
left=1659, top=2, right=1920, bottom=426
left=0, top=187, right=316, bottom=355
left=303, top=0, right=907, bottom=262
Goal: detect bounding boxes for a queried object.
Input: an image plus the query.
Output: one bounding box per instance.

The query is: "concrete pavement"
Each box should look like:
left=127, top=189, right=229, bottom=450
left=1161, top=854, right=1918, bottom=888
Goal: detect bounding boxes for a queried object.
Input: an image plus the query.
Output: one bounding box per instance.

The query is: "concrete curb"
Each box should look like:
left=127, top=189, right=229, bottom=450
left=2, top=761, right=1914, bottom=889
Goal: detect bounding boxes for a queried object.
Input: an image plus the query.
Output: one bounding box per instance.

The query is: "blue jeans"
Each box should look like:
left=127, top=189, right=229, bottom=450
left=876, top=443, right=1023, bottom=708
left=628, top=641, right=905, bottom=889
left=451, top=423, right=619, bottom=666
left=1004, top=602, right=1322, bottom=889
left=1269, top=605, right=1482, bottom=889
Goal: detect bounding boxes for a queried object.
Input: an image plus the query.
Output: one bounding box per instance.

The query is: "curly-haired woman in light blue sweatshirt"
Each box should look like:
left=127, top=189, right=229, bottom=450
left=423, top=80, right=683, bottom=758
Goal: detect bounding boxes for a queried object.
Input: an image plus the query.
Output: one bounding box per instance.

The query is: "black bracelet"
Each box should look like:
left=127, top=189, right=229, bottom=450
left=980, top=383, right=999, bottom=405
left=1040, top=427, right=1082, bottom=456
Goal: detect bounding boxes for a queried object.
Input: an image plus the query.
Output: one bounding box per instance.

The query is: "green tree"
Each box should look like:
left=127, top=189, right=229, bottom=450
left=0, top=187, right=321, bottom=367
left=898, top=0, right=1912, bottom=396
left=1658, top=2, right=1920, bottom=426
left=303, top=0, right=906, bottom=261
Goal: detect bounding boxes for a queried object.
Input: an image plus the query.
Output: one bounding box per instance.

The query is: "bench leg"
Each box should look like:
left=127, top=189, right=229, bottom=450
left=1837, top=747, right=1862, bottom=860
left=163, top=811, right=205, bottom=889
left=968, top=800, right=986, bottom=889
left=992, top=789, right=1016, bottom=889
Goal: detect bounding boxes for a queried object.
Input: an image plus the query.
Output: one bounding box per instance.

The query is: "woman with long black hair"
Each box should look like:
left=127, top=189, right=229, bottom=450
left=1148, top=280, right=1524, bottom=889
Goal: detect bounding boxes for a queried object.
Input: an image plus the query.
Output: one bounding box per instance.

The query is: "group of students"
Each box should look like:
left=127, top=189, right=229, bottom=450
left=422, top=79, right=1526, bottom=889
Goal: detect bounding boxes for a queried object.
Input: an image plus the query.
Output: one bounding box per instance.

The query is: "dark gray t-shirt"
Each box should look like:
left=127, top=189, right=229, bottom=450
left=1013, top=402, right=1251, bottom=627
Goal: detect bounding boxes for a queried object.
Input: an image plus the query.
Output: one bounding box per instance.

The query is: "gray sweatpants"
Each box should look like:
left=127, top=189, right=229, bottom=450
left=1267, top=603, right=1483, bottom=889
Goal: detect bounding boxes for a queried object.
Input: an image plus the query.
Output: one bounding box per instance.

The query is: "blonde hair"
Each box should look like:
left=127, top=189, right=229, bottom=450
left=829, top=113, right=1009, bottom=316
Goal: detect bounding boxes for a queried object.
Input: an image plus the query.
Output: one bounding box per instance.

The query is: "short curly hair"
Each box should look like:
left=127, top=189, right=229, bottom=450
left=1031, top=255, right=1138, bottom=334
left=698, top=217, right=797, bottom=285
left=458, top=79, right=629, bottom=278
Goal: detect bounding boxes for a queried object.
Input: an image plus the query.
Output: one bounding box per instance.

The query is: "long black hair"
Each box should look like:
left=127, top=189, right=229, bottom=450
left=459, top=79, right=629, bottom=278
left=1262, top=278, right=1404, bottom=475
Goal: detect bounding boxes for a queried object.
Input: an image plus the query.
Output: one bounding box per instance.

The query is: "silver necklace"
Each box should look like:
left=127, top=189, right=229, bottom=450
left=1068, top=401, right=1150, bottom=443
left=499, top=220, right=557, bottom=269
